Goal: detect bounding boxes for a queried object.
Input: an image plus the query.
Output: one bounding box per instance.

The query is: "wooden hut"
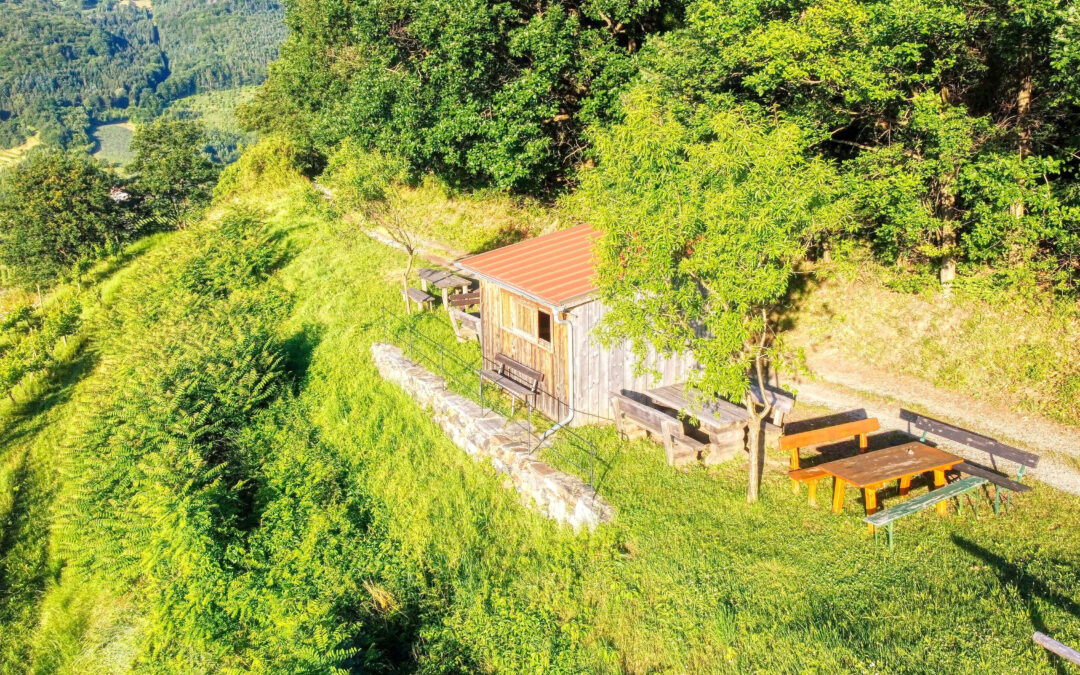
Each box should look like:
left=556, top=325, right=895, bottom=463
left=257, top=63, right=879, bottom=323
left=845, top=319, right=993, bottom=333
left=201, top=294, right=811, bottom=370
left=456, top=224, right=696, bottom=426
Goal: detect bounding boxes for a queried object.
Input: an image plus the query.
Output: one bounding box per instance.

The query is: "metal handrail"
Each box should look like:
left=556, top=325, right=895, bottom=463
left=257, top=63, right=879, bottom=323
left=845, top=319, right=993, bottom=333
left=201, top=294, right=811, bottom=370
left=379, top=305, right=607, bottom=489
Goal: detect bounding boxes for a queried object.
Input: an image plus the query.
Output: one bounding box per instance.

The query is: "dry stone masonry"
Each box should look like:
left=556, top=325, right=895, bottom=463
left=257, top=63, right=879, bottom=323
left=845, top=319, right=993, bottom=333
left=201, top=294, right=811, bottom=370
left=371, top=343, right=614, bottom=529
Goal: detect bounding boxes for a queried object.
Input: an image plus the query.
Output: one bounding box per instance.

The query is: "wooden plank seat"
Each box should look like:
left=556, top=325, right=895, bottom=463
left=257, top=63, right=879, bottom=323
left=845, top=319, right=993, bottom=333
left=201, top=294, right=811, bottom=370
left=448, top=291, right=480, bottom=308
left=864, top=476, right=987, bottom=549
left=789, top=466, right=828, bottom=506
left=750, top=382, right=796, bottom=426
left=481, top=353, right=543, bottom=415
left=403, top=287, right=436, bottom=313
left=780, top=417, right=880, bottom=474
left=610, top=391, right=704, bottom=467
left=899, top=409, right=1039, bottom=514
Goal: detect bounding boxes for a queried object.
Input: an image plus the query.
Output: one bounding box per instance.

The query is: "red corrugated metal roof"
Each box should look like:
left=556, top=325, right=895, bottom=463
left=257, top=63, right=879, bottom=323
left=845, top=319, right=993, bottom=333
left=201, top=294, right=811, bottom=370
left=457, top=223, right=602, bottom=307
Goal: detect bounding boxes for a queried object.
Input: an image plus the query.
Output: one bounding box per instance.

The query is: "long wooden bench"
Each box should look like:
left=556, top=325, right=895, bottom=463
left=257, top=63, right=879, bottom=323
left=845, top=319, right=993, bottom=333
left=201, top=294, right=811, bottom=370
left=865, top=476, right=987, bottom=548
left=480, top=354, right=543, bottom=416
left=899, top=409, right=1039, bottom=513
left=781, top=417, right=880, bottom=470
left=610, top=391, right=705, bottom=467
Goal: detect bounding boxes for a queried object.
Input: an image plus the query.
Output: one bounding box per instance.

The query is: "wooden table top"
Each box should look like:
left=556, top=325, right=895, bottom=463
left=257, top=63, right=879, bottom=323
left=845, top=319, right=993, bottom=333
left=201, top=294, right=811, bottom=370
left=817, top=442, right=962, bottom=487
left=419, top=268, right=471, bottom=289
left=646, top=383, right=748, bottom=430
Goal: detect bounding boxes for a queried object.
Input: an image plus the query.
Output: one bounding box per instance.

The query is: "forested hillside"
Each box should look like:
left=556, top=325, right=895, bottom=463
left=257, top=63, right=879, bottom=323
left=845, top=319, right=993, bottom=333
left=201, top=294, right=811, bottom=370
left=247, top=0, right=1080, bottom=290
left=0, top=0, right=284, bottom=150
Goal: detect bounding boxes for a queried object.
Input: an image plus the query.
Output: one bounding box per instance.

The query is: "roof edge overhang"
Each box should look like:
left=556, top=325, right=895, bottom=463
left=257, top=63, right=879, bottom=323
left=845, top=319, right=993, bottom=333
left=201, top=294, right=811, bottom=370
left=455, top=262, right=597, bottom=311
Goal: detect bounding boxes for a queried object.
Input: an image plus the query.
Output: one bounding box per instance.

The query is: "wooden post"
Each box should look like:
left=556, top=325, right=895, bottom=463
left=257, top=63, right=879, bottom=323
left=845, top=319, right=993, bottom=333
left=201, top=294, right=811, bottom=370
left=1033, top=632, right=1080, bottom=667
left=832, top=478, right=846, bottom=513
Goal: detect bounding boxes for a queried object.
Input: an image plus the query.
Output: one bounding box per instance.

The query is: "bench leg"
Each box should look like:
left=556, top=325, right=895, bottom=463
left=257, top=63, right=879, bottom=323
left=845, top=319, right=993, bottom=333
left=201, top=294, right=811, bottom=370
left=858, top=434, right=868, bottom=453
left=832, top=478, right=846, bottom=514
left=993, top=486, right=1001, bottom=515
left=807, top=479, right=818, bottom=507
left=790, top=447, right=800, bottom=470
left=887, top=524, right=894, bottom=550
left=899, top=475, right=911, bottom=496
left=933, top=470, right=947, bottom=516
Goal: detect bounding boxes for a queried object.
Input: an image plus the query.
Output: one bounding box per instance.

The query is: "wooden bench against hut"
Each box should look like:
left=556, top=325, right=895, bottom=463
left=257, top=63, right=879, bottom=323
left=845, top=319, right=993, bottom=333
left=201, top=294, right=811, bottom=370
left=481, top=353, right=543, bottom=416
left=448, top=290, right=481, bottom=342
left=610, top=391, right=706, bottom=467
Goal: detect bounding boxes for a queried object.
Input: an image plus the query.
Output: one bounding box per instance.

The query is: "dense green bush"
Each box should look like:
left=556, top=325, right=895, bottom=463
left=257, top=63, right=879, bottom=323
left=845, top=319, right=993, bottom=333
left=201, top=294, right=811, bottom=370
left=0, top=151, right=128, bottom=286
left=129, top=119, right=220, bottom=220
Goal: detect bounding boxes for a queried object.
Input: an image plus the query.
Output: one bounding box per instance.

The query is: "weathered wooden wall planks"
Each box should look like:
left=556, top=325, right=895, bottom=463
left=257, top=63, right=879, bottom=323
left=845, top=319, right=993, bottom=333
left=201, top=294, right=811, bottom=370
left=567, top=299, right=696, bottom=425
left=478, top=280, right=696, bottom=426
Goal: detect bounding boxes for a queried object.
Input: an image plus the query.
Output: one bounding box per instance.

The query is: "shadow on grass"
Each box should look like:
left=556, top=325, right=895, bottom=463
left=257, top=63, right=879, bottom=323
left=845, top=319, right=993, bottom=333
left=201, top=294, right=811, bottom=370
left=281, top=323, right=323, bottom=388
left=952, top=535, right=1080, bottom=674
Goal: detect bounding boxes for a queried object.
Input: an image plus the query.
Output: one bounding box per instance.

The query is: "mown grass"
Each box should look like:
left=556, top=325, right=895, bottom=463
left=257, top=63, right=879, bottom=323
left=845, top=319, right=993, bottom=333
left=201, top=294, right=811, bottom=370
left=1, top=178, right=1078, bottom=672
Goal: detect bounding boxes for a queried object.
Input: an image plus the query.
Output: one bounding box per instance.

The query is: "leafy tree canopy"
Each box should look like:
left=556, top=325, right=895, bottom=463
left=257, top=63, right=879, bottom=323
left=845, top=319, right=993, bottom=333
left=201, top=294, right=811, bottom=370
left=0, top=150, right=126, bottom=286
left=129, top=118, right=220, bottom=219
left=576, top=89, right=853, bottom=403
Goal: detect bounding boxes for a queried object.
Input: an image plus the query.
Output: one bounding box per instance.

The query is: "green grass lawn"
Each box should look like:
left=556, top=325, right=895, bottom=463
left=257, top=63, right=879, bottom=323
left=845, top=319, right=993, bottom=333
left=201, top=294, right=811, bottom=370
left=2, top=177, right=1079, bottom=672
left=275, top=183, right=1080, bottom=672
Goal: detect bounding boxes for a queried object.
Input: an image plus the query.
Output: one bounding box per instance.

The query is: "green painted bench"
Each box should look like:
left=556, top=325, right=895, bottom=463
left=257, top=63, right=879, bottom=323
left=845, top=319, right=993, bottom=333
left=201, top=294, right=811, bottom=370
left=899, top=409, right=1039, bottom=514
left=865, top=475, right=987, bottom=549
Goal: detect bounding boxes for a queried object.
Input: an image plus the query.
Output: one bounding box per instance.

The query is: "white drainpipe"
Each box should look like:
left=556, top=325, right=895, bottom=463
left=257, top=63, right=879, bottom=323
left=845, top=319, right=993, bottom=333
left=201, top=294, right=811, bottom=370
left=538, top=305, right=574, bottom=444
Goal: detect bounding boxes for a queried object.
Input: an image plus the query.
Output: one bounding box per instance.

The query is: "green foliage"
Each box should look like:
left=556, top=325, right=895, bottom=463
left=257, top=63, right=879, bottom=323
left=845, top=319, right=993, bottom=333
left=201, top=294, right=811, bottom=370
left=247, top=0, right=685, bottom=191
left=0, top=295, right=82, bottom=400
left=129, top=118, right=220, bottom=219
left=0, top=150, right=127, bottom=285
left=319, top=139, right=407, bottom=210
left=0, top=0, right=284, bottom=151
left=214, top=134, right=310, bottom=198
left=576, top=90, right=851, bottom=402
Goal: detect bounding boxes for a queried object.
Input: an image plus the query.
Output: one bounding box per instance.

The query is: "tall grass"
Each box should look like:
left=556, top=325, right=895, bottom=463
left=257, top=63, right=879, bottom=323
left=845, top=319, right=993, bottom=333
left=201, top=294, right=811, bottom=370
left=0, top=168, right=1077, bottom=672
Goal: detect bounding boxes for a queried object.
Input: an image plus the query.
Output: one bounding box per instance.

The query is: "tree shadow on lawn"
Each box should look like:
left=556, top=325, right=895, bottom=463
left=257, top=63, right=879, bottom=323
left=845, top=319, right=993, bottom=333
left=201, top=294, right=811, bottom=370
left=952, top=535, right=1080, bottom=675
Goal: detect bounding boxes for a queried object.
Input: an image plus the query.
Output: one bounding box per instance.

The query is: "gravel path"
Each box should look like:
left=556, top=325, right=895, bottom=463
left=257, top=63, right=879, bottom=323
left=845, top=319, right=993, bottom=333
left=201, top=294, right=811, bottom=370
left=794, top=351, right=1080, bottom=495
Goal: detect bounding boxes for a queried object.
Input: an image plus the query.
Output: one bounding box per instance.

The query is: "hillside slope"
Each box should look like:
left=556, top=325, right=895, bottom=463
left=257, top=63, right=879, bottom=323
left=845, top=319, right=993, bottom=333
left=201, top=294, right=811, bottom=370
left=0, top=152, right=1077, bottom=671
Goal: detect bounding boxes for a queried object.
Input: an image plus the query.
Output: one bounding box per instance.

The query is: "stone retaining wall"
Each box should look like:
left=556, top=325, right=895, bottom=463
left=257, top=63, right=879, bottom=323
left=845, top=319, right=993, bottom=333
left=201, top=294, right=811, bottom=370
left=371, top=343, right=614, bottom=529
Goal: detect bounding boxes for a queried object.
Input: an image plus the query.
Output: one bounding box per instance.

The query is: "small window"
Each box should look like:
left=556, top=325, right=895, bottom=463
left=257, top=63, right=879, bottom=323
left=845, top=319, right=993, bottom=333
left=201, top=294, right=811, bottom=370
left=537, top=309, right=552, bottom=344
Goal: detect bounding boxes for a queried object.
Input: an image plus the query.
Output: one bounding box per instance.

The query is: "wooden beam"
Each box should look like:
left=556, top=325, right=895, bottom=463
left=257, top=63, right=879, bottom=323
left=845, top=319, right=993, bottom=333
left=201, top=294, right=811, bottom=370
left=1034, top=632, right=1080, bottom=666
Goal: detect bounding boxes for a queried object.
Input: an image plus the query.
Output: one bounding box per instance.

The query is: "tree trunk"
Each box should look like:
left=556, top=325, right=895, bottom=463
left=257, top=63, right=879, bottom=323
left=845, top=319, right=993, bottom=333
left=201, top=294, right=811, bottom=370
left=1009, top=74, right=1033, bottom=261
left=744, top=352, right=772, bottom=503
left=402, top=252, right=415, bottom=315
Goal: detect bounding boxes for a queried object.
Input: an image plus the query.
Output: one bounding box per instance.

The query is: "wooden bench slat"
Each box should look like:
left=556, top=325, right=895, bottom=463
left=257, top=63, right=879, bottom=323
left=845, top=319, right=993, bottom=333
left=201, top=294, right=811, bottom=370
left=779, top=418, right=880, bottom=451
left=493, top=353, right=542, bottom=385
left=789, top=466, right=828, bottom=481
left=955, top=461, right=1032, bottom=493
left=449, top=291, right=480, bottom=308
left=404, top=288, right=436, bottom=303
left=611, top=391, right=678, bottom=436
left=899, top=409, right=1039, bottom=468
left=863, top=476, right=987, bottom=526
left=481, top=370, right=535, bottom=399
left=750, top=382, right=795, bottom=413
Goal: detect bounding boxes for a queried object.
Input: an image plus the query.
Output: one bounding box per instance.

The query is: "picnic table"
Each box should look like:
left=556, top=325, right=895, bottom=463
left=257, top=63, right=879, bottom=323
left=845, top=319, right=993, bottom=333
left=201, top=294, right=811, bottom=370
left=418, top=268, right=471, bottom=294
left=816, top=441, right=963, bottom=526
left=646, top=383, right=749, bottom=458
